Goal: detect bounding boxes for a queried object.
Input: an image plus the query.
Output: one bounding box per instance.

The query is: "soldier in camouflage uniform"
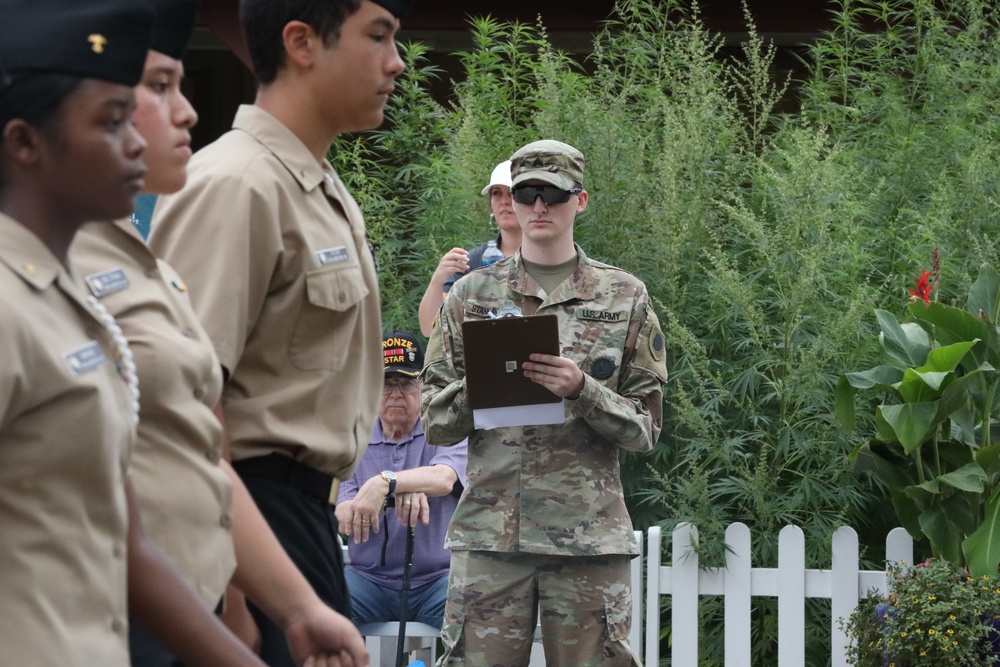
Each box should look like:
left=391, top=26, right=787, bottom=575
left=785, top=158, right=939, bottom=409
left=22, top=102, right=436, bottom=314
left=420, top=139, right=668, bottom=667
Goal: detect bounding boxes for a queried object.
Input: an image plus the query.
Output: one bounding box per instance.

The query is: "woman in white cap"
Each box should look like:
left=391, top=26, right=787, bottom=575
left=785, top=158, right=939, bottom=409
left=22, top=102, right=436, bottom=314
left=418, top=160, right=521, bottom=335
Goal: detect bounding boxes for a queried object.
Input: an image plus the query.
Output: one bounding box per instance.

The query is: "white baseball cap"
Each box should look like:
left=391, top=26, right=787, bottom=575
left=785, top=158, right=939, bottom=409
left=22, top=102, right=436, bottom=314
left=480, top=160, right=513, bottom=196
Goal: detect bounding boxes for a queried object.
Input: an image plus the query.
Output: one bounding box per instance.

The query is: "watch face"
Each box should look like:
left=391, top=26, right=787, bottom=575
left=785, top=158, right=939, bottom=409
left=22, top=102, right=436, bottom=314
left=382, top=470, right=397, bottom=481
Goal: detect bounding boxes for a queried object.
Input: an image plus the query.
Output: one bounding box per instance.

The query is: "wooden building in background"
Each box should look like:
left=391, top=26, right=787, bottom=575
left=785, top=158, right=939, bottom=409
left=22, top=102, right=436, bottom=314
left=185, top=0, right=837, bottom=150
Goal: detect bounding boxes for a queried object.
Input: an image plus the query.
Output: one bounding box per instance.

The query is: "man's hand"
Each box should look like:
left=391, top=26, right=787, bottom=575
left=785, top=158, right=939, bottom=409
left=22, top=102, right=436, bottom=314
left=394, top=492, right=430, bottom=528
left=523, top=353, right=586, bottom=399
left=341, top=477, right=392, bottom=543
left=284, top=600, right=369, bottom=667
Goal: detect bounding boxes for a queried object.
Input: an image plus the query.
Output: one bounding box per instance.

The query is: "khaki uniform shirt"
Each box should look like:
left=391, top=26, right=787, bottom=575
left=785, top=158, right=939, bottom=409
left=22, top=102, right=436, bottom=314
left=421, top=245, right=668, bottom=556
left=0, top=214, right=134, bottom=665
left=70, top=219, right=236, bottom=608
left=150, top=105, right=382, bottom=477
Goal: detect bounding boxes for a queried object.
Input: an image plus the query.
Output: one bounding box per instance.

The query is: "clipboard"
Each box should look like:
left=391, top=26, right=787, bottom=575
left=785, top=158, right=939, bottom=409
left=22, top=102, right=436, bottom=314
left=462, top=314, right=566, bottom=429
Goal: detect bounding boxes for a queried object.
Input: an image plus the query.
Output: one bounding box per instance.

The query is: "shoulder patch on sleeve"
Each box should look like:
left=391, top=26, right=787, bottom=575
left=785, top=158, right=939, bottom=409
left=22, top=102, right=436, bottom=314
left=632, top=304, right=668, bottom=383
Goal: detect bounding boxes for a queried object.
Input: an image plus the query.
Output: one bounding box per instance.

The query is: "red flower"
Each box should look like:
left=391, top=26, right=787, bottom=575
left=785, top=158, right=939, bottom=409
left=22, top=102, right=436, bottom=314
left=909, top=269, right=933, bottom=306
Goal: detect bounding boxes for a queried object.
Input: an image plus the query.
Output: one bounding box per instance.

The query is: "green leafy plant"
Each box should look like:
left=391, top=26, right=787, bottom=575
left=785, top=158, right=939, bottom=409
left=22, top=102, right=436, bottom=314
left=330, top=0, right=1000, bottom=661
left=842, top=559, right=1000, bottom=666
left=837, top=264, right=1000, bottom=576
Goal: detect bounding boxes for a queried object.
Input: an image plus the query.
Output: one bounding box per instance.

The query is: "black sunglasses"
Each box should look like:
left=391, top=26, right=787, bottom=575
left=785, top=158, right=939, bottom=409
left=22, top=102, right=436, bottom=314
left=510, top=185, right=582, bottom=206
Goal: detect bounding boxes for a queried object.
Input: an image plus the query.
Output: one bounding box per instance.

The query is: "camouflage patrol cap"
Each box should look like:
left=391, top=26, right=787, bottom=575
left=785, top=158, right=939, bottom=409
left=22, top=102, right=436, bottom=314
left=509, top=139, right=585, bottom=190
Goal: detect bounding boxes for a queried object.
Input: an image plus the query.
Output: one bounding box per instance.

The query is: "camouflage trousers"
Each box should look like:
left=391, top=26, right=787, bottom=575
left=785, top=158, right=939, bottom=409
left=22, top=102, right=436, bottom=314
left=437, top=550, right=641, bottom=667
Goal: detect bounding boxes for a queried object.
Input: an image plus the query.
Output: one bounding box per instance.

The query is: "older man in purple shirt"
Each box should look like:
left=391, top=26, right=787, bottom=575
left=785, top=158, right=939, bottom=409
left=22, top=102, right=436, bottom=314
left=336, top=331, right=468, bottom=629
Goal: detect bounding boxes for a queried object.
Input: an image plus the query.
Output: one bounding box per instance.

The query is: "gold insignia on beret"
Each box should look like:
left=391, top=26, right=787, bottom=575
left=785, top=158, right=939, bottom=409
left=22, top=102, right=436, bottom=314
left=88, top=34, right=108, bottom=54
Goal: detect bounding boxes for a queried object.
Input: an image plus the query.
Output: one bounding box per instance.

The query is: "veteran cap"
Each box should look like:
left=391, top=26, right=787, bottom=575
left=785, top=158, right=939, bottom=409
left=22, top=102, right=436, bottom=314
left=509, top=139, right=585, bottom=190
left=0, top=0, right=155, bottom=87
left=371, top=0, right=415, bottom=18
left=383, top=331, right=424, bottom=377
left=148, top=0, right=200, bottom=60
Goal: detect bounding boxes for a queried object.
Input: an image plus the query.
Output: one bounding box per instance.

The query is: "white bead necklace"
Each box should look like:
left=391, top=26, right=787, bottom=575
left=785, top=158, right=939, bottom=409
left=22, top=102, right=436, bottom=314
left=86, top=295, right=140, bottom=426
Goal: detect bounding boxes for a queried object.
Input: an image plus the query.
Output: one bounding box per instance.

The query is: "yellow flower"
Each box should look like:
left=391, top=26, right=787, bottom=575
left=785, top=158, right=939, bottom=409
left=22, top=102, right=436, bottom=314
left=950, top=615, right=956, bottom=620
left=928, top=629, right=937, bottom=635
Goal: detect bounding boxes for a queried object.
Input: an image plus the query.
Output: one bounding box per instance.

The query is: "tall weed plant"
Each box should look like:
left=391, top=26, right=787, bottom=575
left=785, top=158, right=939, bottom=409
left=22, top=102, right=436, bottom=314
left=330, top=0, right=1000, bottom=663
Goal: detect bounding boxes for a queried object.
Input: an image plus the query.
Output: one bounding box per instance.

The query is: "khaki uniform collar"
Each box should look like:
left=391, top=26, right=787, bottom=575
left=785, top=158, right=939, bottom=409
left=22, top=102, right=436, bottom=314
left=232, top=104, right=327, bottom=193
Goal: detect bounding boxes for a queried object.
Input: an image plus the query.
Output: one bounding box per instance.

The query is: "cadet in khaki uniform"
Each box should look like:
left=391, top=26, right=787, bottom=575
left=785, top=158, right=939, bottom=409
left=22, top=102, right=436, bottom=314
left=149, top=1, right=412, bottom=664
left=0, top=2, right=280, bottom=666
left=69, top=2, right=369, bottom=666
left=421, top=140, right=668, bottom=667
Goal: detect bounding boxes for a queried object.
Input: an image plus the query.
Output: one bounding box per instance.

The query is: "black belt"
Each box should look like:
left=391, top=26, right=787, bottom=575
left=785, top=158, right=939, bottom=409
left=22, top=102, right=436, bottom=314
left=232, top=453, right=338, bottom=503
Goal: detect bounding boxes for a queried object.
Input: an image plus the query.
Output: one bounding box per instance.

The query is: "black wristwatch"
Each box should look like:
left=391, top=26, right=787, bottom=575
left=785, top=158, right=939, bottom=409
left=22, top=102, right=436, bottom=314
left=380, top=469, right=397, bottom=496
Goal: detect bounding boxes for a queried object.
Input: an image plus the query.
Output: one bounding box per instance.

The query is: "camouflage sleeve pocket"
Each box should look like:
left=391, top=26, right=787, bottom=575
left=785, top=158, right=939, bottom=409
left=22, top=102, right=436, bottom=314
left=630, top=303, right=667, bottom=384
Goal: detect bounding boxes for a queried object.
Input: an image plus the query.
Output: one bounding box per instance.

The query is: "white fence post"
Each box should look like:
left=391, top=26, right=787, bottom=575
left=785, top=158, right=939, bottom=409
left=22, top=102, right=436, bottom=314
left=886, top=526, right=913, bottom=570
left=724, top=522, right=752, bottom=667
left=645, top=525, right=662, bottom=667
left=777, top=525, right=806, bottom=666
left=830, top=526, right=860, bottom=667
left=672, top=522, right=700, bottom=666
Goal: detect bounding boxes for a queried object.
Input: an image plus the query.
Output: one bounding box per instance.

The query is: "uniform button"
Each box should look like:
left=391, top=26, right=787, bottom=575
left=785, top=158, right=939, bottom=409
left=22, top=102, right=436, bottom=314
left=206, top=449, right=221, bottom=464
left=113, top=543, right=125, bottom=559
left=194, top=387, right=204, bottom=400
left=338, top=291, right=347, bottom=303
left=112, top=618, right=125, bottom=634
left=144, top=268, right=159, bottom=280
left=23, top=263, right=36, bottom=274
left=181, top=328, right=195, bottom=338
left=220, top=513, right=232, bottom=529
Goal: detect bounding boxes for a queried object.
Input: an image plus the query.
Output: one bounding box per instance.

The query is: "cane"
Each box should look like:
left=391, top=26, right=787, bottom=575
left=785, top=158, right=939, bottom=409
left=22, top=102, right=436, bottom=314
left=384, top=495, right=417, bottom=667
left=396, top=523, right=416, bottom=667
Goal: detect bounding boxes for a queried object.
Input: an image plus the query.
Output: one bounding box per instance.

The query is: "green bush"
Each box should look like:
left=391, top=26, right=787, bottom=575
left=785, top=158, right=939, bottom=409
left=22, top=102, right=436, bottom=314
left=329, top=0, right=1000, bottom=663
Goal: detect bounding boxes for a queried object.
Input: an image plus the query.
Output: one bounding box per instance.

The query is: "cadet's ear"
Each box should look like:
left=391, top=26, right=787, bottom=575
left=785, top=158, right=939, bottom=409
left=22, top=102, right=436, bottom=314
left=2, top=119, right=45, bottom=168
left=282, top=20, right=320, bottom=71
left=575, top=189, right=589, bottom=214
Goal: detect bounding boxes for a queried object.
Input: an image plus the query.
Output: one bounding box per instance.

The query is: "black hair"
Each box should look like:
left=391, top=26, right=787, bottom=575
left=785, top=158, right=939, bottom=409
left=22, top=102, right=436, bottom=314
left=239, top=0, right=363, bottom=85
left=0, top=71, right=83, bottom=185
left=0, top=71, right=83, bottom=135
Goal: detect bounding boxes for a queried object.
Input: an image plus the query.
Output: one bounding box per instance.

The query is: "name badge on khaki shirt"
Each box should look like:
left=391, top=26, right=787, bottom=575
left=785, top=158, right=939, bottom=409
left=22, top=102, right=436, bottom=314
left=577, top=308, right=627, bottom=322
left=315, top=246, right=350, bottom=266
left=84, top=267, right=130, bottom=298
left=63, top=341, right=108, bottom=375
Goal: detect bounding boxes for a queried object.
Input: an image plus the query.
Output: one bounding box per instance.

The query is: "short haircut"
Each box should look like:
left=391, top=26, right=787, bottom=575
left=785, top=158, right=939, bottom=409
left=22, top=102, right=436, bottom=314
left=0, top=72, right=84, bottom=185
left=239, top=0, right=363, bottom=85
left=0, top=72, right=82, bottom=135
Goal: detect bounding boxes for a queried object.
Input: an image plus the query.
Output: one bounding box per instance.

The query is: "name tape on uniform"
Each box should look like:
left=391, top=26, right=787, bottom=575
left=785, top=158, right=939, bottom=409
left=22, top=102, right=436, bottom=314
left=315, top=246, right=350, bottom=266
left=577, top=308, right=627, bottom=322
left=85, top=268, right=130, bottom=298
left=63, top=341, right=108, bottom=375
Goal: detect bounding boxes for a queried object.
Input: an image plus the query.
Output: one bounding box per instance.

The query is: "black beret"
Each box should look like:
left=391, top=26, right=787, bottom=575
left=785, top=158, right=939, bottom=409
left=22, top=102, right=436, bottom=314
left=148, top=0, right=200, bottom=60
left=0, top=0, right=154, bottom=87
left=370, top=0, right=414, bottom=18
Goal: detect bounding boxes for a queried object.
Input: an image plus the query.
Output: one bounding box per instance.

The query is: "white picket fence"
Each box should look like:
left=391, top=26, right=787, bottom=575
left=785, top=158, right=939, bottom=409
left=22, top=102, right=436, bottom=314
left=644, top=522, right=914, bottom=666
